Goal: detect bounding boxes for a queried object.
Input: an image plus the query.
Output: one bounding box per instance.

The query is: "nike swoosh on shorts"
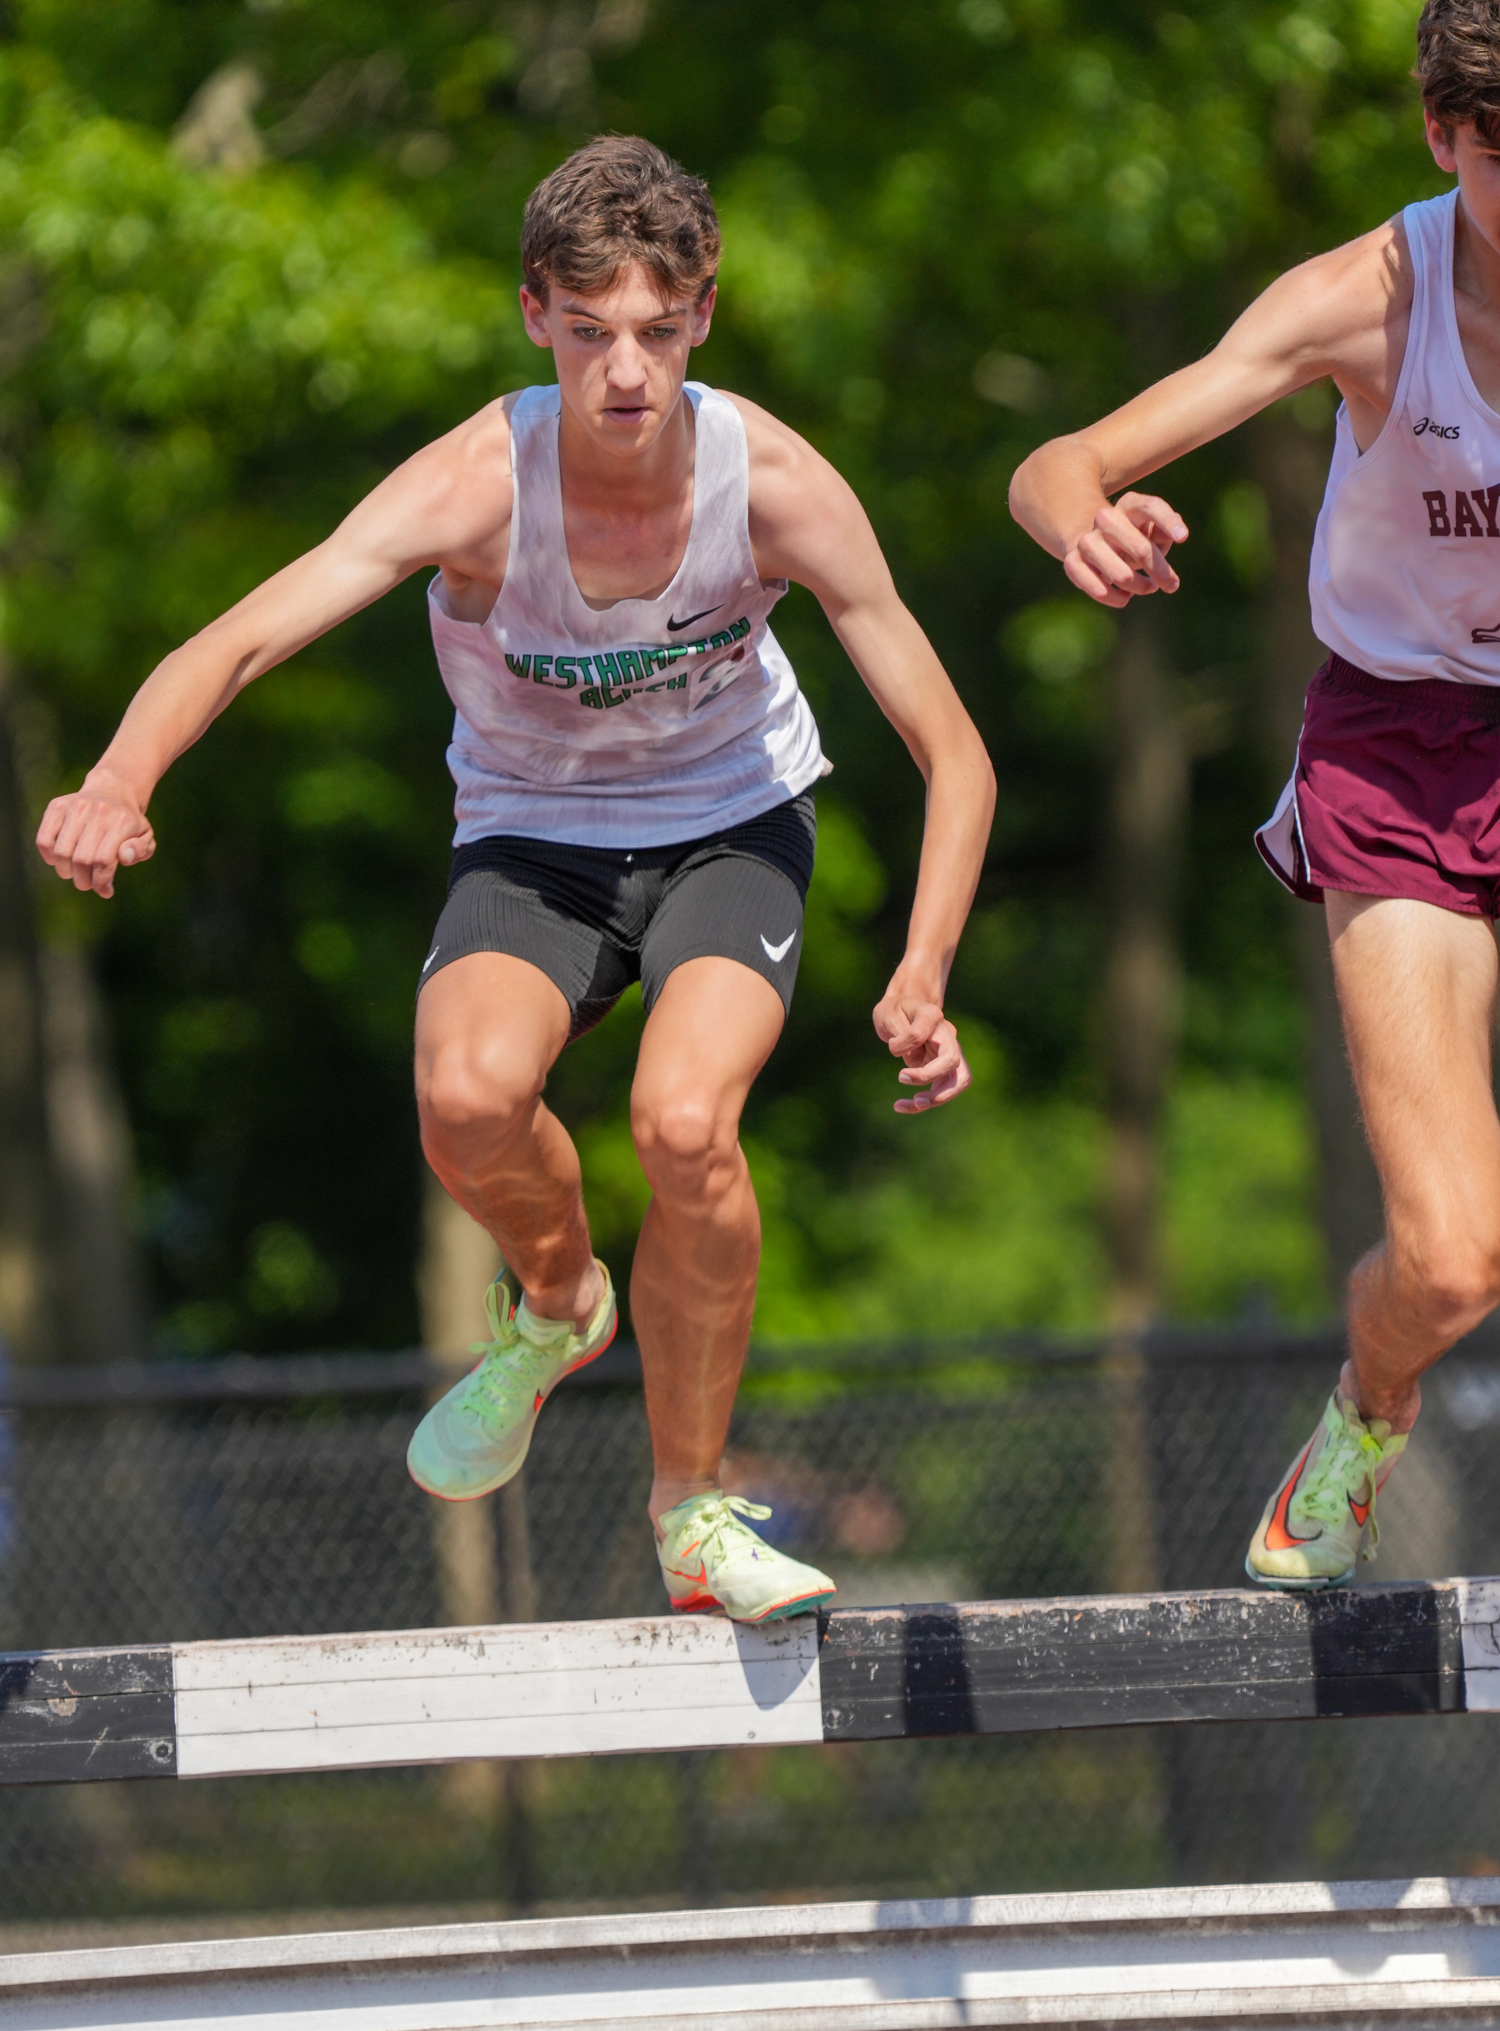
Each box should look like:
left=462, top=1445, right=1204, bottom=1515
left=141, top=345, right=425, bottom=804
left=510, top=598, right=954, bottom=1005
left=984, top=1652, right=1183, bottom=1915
left=422, top=949, right=439, bottom=972
left=761, top=932, right=795, bottom=962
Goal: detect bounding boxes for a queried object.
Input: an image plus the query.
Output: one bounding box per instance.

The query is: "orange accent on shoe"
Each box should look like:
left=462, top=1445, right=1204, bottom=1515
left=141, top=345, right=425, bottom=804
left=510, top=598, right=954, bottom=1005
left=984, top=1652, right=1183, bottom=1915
left=741, top=1585, right=831, bottom=1623
left=560, top=1312, right=617, bottom=1380
left=1263, top=1441, right=1317, bottom=1551
left=672, top=1580, right=831, bottom=1620
left=522, top=1306, right=618, bottom=1415
left=670, top=1590, right=719, bottom=1614
left=1348, top=1492, right=1371, bottom=1527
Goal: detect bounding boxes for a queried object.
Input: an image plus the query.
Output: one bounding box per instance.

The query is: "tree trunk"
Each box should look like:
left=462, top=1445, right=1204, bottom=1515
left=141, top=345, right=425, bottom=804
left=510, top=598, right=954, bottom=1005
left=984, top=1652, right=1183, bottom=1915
left=0, top=681, right=62, bottom=1367
left=1249, top=409, right=1384, bottom=1299
left=420, top=1173, right=504, bottom=1820
left=1099, top=597, right=1186, bottom=1594
left=418, top=1171, right=540, bottom=1900
left=40, top=945, right=148, bottom=1364
left=1102, top=596, right=1187, bottom=1325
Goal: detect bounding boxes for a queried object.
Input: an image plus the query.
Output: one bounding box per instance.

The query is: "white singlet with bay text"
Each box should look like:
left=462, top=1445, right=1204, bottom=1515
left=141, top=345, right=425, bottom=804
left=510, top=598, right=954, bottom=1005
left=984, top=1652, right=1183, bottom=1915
left=428, top=381, right=827, bottom=849
left=1309, top=187, right=1500, bottom=686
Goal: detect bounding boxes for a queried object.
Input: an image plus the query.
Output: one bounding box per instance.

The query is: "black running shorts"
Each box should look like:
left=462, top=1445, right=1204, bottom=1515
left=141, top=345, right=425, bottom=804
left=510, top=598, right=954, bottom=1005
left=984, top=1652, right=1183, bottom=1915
left=420, top=792, right=816, bottom=1039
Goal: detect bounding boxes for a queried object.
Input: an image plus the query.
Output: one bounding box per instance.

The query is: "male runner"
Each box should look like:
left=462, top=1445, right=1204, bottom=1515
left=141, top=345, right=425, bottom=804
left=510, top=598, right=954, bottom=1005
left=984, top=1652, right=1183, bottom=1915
left=1010, top=0, right=1500, bottom=1590
left=37, top=136, right=995, bottom=1623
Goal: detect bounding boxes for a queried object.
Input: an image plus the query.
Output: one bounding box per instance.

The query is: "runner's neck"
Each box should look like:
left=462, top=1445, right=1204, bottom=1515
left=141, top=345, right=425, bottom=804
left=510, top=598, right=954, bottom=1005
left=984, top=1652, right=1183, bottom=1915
left=558, top=384, right=698, bottom=608
left=556, top=381, right=696, bottom=516
left=1452, top=195, right=1500, bottom=413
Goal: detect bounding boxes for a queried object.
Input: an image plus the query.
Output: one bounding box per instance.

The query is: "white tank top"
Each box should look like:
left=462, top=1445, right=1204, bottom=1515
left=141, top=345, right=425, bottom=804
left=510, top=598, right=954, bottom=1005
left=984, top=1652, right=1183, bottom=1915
left=428, top=381, right=827, bottom=848
left=1309, top=188, right=1500, bottom=686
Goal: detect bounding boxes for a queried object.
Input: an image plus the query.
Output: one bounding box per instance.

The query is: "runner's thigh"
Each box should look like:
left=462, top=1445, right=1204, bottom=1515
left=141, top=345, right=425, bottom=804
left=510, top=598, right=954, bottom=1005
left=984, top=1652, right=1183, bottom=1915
left=422, top=855, right=635, bottom=1041
left=415, top=951, right=573, bottom=1119
left=632, top=956, right=787, bottom=1140
left=639, top=795, right=816, bottom=1020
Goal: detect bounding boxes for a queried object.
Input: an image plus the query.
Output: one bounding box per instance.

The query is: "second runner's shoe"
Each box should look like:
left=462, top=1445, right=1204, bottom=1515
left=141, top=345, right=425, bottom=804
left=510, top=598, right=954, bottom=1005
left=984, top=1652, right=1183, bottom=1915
left=407, top=1258, right=616, bottom=1500
left=1245, top=1389, right=1407, bottom=1589
left=655, top=1492, right=836, bottom=1623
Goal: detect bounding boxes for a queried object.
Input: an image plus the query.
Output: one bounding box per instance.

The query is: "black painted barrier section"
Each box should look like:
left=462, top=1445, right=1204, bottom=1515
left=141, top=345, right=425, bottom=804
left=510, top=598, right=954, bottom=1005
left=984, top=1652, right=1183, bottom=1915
left=817, top=1583, right=1468, bottom=1740
left=0, top=1647, right=175, bottom=1783
left=0, top=1580, right=1485, bottom=1786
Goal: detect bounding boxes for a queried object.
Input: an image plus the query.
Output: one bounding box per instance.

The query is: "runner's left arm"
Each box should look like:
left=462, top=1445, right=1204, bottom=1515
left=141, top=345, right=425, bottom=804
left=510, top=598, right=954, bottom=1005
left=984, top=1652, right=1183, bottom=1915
left=35, top=408, right=515, bottom=898
left=735, top=398, right=996, bottom=1112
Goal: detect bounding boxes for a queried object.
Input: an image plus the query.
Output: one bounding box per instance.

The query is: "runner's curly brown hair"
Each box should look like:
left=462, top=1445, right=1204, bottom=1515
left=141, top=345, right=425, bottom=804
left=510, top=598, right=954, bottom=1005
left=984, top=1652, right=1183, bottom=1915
left=521, top=135, right=720, bottom=308
left=1417, top=0, right=1500, bottom=146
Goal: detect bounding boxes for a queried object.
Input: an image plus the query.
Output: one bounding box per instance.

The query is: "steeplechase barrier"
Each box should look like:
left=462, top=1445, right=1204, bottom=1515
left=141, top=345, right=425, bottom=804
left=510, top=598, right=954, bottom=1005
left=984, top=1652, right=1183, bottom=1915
left=6, top=1877, right=1500, bottom=2026
left=4, top=1574, right=1500, bottom=1786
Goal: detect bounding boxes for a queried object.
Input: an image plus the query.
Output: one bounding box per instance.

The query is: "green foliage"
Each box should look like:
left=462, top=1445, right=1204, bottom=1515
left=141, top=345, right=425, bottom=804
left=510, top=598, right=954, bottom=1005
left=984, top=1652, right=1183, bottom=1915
left=0, top=3, right=1438, bottom=1350
left=1163, top=1072, right=1327, bottom=1319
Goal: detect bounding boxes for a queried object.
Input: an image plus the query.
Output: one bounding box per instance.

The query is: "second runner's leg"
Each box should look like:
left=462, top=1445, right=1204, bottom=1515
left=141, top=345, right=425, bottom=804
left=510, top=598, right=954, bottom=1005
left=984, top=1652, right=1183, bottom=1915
left=1248, top=892, right=1500, bottom=1585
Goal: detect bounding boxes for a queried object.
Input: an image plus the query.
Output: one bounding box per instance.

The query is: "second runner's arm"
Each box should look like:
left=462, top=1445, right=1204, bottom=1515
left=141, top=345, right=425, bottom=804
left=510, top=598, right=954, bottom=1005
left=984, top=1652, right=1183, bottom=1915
left=1007, top=225, right=1410, bottom=602
left=735, top=398, right=997, bottom=1112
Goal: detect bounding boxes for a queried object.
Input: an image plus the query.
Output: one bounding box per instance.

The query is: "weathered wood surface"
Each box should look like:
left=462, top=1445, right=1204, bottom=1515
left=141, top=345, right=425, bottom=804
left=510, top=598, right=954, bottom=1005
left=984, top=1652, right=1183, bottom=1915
left=3, top=1578, right=1498, bottom=1787
left=0, top=1647, right=174, bottom=1783
left=172, top=1614, right=823, bottom=1777
left=818, top=1582, right=1468, bottom=1740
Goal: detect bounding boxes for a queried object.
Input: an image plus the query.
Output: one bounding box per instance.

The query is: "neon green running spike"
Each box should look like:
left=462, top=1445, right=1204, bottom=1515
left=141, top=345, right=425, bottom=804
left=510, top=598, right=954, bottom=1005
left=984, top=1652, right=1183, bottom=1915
left=407, top=1258, right=616, bottom=1501
left=1246, top=1389, right=1407, bottom=1590
left=655, top=1491, right=836, bottom=1623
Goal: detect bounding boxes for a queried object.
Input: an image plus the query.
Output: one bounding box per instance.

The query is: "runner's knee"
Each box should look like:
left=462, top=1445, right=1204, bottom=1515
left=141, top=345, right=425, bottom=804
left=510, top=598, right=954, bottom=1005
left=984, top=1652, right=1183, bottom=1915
left=417, top=1042, right=545, bottom=1154
left=630, top=1086, right=739, bottom=1200
left=1395, top=1229, right=1500, bottom=1336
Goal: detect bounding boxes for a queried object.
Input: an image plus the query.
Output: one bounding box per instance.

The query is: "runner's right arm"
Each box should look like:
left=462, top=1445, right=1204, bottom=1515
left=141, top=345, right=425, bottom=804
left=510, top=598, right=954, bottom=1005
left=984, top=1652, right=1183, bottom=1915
left=35, top=406, right=515, bottom=898
left=1007, top=223, right=1411, bottom=604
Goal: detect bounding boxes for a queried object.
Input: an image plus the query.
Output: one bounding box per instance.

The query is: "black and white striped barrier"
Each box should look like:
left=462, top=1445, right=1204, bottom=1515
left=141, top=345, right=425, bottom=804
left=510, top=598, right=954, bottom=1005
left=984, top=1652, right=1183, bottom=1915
left=5, top=1577, right=1500, bottom=1788
left=7, top=1879, right=1500, bottom=2027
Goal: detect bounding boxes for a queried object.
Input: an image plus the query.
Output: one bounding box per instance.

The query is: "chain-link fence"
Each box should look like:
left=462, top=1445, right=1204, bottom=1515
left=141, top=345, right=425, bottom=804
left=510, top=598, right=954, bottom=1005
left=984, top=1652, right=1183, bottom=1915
left=4, top=1326, right=1500, bottom=1932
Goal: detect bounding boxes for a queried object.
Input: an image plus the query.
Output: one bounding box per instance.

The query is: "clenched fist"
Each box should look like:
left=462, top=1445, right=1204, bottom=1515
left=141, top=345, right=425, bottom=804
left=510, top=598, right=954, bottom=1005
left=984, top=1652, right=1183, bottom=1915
left=36, top=779, right=156, bottom=899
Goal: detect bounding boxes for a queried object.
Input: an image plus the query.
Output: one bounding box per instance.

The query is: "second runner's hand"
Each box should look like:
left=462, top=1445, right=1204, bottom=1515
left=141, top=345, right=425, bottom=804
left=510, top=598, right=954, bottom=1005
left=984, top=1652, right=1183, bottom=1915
left=1064, top=490, right=1188, bottom=608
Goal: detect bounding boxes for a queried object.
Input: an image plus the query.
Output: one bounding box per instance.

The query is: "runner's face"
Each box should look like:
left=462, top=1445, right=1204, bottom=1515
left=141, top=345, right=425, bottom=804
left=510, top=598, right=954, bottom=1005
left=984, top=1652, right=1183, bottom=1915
left=1428, top=114, right=1500, bottom=258
left=519, top=265, right=715, bottom=454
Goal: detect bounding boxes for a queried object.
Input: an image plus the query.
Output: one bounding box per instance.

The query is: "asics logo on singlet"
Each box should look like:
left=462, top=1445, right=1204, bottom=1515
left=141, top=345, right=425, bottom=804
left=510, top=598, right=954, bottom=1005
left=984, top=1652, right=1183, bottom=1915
left=1413, top=416, right=1461, bottom=438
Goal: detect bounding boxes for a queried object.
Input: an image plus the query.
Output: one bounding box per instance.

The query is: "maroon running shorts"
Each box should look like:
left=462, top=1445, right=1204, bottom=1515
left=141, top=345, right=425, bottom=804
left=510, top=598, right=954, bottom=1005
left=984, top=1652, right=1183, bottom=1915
left=1256, top=652, right=1500, bottom=918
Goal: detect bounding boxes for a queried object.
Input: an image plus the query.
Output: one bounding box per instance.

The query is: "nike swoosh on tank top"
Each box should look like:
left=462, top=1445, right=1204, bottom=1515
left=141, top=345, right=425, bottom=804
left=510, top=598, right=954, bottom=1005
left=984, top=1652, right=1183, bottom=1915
left=427, top=381, right=827, bottom=850
left=1309, top=187, right=1500, bottom=686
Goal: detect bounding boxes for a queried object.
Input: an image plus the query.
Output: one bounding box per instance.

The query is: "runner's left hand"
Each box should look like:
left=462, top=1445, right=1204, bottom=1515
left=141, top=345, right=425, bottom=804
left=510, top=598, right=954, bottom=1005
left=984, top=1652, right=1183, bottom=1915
left=872, top=989, right=972, bottom=1113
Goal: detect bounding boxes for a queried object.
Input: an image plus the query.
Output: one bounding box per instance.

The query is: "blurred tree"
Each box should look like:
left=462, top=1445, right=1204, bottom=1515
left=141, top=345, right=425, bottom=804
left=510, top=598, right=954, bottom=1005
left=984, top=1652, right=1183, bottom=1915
left=0, top=652, right=63, bottom=1364
left=0, top=48, right=530, bottom=1352
left=0, top=1, right=1438, bottom=1355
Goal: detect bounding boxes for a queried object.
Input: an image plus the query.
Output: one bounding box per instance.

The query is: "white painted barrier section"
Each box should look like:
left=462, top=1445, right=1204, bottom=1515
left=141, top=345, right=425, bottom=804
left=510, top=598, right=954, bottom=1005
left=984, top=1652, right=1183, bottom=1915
left=6, top=1877, right=1500, bottom=2028
left=1457, top=1576, right=1500, bottom=1711
left=173, top=1613, right=823, bottom=1776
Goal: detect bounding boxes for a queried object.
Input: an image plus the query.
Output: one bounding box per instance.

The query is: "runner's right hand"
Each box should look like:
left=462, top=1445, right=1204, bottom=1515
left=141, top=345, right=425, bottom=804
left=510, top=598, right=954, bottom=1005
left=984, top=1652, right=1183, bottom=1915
left=1064, top=491, right=1188, bottom=607
left=36, top=783, right=156, bottom=899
